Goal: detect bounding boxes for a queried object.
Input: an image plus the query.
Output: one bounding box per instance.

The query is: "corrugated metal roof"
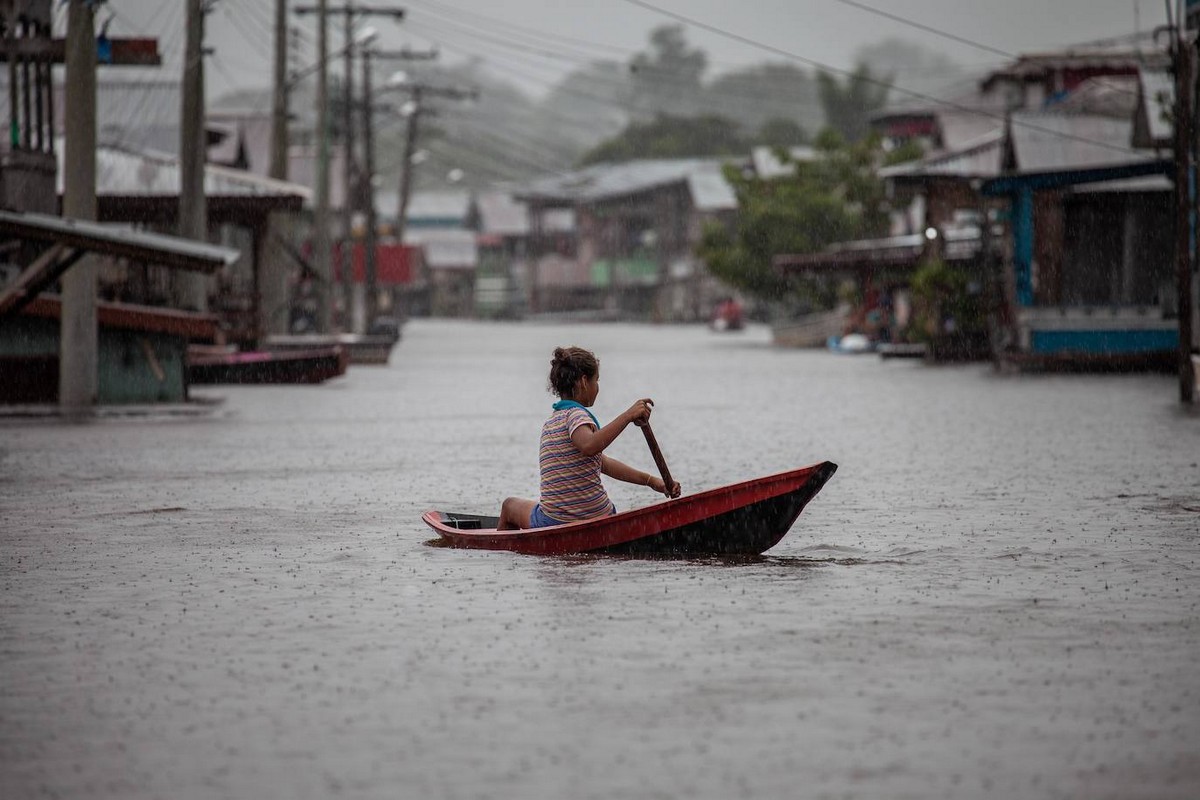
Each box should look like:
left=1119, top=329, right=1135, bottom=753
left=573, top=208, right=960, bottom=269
left=880, top=128, right=1004, bottom=181
left=686, top=166, right=738, bottom=211
left=475, top=191, right=529, bottom=236
left=54, top=139, right=311, bottom=201
left=980, top=43, right=1169, bottom=89
left=1009, top=113, right=1150, bottom=173
left=521, top=158, right=738, bottom=210
left=406, top=190, right=473, bottom=223
left=404, top=228, right=477, bottom=269
left=750, top=146, right=816, bottom=179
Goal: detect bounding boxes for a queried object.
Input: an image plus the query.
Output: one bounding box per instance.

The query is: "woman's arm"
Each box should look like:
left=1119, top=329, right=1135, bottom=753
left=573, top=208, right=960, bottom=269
left=601, top=455, right=682, bottom=497
left=570, top=398, right=652, bottom=457
left=600, top=454, right=652, bottom=486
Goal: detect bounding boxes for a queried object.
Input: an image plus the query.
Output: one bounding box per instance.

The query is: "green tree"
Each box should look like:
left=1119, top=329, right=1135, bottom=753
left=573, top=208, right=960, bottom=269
left=756, top=117, right=809, bottom=148
left=816, top=63, right=892, bottom=143
left=704, top=63, right=822, bottom=135
left=628, top=25, right=708, bottom=119
left=579, top=113, right=748, bottom=165
left=698, top=134, right=894, bottom=305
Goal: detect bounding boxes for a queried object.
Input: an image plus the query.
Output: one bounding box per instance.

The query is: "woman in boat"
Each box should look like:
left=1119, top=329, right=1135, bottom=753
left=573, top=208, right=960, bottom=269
left=497, top=346, right=682, bottom=530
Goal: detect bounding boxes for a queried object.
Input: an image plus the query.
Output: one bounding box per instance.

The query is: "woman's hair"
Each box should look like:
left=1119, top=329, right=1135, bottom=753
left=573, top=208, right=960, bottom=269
left=548, top=346, right=599, bottom=398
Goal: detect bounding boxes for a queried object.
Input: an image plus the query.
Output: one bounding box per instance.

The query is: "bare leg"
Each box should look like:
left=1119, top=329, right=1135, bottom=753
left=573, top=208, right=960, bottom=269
left=498, top=497, right=537, bottom=530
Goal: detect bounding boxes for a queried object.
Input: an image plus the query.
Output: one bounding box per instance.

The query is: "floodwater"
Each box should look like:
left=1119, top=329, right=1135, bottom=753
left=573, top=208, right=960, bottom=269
left=1, top=320, right=1198, bottom=800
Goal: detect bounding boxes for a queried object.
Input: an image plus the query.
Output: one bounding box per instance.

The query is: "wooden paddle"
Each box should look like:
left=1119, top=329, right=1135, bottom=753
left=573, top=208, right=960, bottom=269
left=637, top=420, right=676, bottom=498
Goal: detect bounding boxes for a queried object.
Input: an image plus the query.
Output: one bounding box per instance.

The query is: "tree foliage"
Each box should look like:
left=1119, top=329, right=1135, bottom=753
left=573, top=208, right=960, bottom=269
left=698, top=134, right=895, bottom=305
left=628, top=25, right=709, bottom=119
left=816, top=63, right=893, bottom=143
left=579, top=113, right=749, bottom=165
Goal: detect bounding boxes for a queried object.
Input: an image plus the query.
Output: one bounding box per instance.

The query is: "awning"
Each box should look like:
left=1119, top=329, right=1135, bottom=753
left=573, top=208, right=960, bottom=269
left=0, top=210, right=239, bottom=319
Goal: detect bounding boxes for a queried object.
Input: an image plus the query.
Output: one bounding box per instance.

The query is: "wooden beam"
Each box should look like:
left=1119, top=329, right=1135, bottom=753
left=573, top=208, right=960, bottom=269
left=0, top=210, right=238, bottom=273
left=0, top=242, right=80, bottom=318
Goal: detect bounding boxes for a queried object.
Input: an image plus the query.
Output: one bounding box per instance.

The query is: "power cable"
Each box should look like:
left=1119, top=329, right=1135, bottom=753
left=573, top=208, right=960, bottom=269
left=618, top=0, right=1149, bottom=157
left=830, top=0, right=1012, bottom=59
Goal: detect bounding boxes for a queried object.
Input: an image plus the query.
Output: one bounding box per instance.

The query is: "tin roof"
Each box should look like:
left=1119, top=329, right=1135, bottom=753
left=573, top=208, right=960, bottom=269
left=53, top=139, right=311, bottom=202
left=474, top=191, right=529, bottom=236
left=404, top=228, right=477, bottom=270
left=1008, top=113, right=1150, bottom=173
left=405, top=190, right=473, bottom=225
left=979, top=44, right=1169, bottom=90
left=749, top=146, right=817, bottom=179
left=520, top=159, right=738, bottom=211
left=879, top=128, right=1004, bottom=181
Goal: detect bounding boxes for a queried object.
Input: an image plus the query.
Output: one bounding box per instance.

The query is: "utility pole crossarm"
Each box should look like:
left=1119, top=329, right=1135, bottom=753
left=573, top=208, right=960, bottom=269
left=294, top=5, right=405, bottom=19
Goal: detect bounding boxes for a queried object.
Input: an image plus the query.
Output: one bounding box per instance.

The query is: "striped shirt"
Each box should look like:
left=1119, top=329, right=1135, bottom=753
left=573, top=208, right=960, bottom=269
left=539, top=406, right=615, bottom=523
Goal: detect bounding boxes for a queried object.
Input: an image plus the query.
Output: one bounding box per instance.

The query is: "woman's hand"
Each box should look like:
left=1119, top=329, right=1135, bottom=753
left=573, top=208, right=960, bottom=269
left=625, top=398, right=654, bottom=427
left=648, top=476, right=682, bottom=498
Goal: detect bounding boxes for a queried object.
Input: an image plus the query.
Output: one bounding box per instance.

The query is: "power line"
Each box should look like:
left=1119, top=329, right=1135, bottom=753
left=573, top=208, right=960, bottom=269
left=830, top=0, right=1012, bottom=59
left=618, top=0, right=1149, bottom=157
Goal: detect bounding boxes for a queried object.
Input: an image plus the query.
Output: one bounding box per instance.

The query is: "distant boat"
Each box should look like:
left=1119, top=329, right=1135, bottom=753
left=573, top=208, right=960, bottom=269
left=877, top=342, right=928, bottom=360
left=423, top=461, right=837, bottom=557
left=264, top=316, right=402, bottom=365
left=771, top=305, right=850, bottom=348
left=827, top=333, right=874, bottom=354
left=187, top=345, right=347, bottom=385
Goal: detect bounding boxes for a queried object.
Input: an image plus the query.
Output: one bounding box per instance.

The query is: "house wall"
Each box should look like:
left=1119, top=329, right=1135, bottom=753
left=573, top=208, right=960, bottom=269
left=0, top=316, right=189, bottom=404
left=1058, top=192, right=1172, bottom=309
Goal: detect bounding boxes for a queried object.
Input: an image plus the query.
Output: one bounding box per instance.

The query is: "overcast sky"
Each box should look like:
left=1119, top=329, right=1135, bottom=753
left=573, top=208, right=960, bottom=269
left=93, top=0, right=1171, bottom=101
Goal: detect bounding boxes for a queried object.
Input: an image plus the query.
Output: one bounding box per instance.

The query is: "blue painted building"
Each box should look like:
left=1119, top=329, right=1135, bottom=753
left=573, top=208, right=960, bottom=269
left=982, top=111, right=1178, bottom=368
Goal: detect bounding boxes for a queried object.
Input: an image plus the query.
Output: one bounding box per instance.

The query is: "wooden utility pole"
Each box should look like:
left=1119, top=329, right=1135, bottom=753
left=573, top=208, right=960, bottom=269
left=60, top=0, right=97, bottom=411
left=1174, top=20, right=1196, bottom=403
left=269, top=0, right=289, bottom=180
left=178, top=0, right=209, bottom=312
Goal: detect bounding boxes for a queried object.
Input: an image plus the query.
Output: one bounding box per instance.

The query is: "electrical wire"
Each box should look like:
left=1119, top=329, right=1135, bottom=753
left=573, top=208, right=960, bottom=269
left=618, top=0, right=1149, bottom=157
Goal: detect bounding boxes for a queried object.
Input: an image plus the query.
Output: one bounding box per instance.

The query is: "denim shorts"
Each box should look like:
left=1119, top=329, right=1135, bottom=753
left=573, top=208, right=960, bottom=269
left=529, top=503, right=565, bottom=529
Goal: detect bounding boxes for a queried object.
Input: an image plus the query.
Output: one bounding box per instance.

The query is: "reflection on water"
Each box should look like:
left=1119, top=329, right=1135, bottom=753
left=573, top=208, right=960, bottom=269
left=1, top=319, right=1198, bottom=800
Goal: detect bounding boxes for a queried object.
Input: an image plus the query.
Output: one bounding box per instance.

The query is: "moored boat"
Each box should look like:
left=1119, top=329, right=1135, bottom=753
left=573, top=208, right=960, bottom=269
left=423, top=461, right=837, bottom=556
left=187, top=345, right=348, bottom=385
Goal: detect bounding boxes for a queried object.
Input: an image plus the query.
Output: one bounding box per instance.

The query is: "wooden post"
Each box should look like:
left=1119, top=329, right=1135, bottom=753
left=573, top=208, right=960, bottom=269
left=60, top=0, right=97, bottom=411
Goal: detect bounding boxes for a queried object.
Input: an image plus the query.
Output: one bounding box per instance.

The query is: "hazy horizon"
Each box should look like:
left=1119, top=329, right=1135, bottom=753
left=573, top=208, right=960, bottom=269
left=85, top=0, right=1171, bottom=104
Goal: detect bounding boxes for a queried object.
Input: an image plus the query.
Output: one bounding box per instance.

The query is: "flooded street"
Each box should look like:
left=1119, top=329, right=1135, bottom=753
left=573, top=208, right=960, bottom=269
left=2, top=319, right=1198, bottom=799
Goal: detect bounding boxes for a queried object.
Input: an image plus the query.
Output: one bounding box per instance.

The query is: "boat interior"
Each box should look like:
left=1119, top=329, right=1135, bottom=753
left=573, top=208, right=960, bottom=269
left=439, top=513, right=500, bottom=530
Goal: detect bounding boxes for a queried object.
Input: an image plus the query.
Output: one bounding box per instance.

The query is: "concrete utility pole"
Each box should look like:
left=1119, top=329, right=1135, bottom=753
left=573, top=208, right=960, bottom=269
left=339, top=6, right=356, bottom=327
left=311, top=0, right=332, bottom=332
left=360, top=47, right=378, bottom=327
left=178, top=0, right=209, bottom=312
left=60, top=0, right=97, bottom=411
left=296, top=3, right=403, bottom=332
left=269, top=0, right=289, bottom=180
left=360, top=47, right=435, bottom=326
left=261, top=0, right=292, bottom=340
left=1174, top=11, right=1196, bottom=404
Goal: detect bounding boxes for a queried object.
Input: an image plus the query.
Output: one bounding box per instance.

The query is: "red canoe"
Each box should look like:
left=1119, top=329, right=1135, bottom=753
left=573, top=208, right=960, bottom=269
left=422, top=461, right=837, bottom=556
